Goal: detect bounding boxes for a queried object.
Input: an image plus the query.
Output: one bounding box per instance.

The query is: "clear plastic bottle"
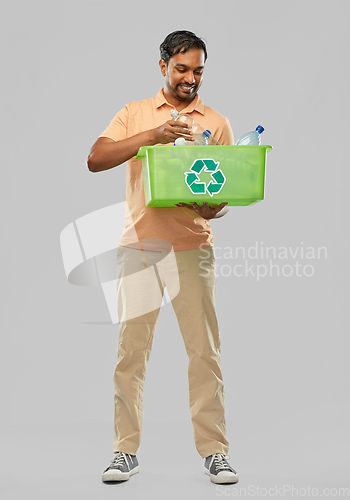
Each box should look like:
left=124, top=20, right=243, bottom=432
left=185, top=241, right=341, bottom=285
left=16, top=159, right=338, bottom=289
left=170, top=109, right=194, bottom=128
left=192, top=127, right=221, bottom=145
left=235, top=125, right=265, bottom=145
left=170, top=109, right=221, bottom=145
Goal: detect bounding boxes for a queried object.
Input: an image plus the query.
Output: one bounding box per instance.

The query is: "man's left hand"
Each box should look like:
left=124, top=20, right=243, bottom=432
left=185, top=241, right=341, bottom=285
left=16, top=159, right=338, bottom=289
left=175, top=201, right=229, bottom=220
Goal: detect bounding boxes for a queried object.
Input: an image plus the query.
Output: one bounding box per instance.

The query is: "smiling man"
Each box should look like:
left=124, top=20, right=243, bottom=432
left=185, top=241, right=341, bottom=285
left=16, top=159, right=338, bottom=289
left=87, top=30, right=238, bottom=485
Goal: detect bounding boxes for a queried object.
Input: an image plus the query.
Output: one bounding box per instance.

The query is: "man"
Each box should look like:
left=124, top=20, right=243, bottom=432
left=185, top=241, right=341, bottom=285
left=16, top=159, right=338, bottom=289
left=87, top=30, right=239, bottom=485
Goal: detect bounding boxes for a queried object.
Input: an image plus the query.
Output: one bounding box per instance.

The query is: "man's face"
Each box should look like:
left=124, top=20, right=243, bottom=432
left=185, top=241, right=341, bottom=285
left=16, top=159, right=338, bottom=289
left=160, top=48, right=205, bottom=104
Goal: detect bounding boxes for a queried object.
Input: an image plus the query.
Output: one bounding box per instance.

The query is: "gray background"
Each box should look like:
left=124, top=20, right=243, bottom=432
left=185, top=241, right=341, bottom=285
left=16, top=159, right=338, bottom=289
left=1, top=0, right=349, bottom=499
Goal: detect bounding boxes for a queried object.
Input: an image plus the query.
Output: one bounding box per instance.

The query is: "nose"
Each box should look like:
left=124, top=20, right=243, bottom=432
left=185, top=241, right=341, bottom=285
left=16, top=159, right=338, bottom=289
left=183, top=70, right=195, bottom=85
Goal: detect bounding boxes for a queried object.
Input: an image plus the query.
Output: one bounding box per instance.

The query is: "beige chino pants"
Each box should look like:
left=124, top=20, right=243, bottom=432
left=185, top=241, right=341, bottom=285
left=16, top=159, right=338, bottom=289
left=113, top=243, right=229, bottom=459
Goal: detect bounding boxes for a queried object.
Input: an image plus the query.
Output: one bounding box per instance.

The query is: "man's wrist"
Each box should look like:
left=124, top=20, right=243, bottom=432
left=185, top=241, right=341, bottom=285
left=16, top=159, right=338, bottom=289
left=147, top=128, right=159, bottom=146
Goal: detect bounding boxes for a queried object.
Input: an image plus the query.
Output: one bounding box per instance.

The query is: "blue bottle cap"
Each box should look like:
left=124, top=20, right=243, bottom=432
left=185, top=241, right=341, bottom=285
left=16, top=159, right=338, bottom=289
left=203, top=129, right=211, bottom=138
left=256, top=125, right=264, bottom=134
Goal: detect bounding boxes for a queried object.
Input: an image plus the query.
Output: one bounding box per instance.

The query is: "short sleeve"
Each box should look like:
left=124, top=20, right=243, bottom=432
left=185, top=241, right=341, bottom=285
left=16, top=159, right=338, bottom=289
left=98, top=105, right=129, bottom=142
left=217, top=117, right=235, bottom=145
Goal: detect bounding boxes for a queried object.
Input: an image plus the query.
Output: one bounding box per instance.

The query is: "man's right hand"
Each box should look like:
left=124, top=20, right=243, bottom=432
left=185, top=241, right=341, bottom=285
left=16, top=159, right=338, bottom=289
left=87, top=120, right=194, bottom=173
left=152, top=120, right=194, bottom=144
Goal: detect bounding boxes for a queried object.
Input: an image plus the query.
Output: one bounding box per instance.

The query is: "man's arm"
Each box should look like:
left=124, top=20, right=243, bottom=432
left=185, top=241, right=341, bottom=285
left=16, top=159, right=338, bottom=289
left=87, top=120, right=194, bottom=173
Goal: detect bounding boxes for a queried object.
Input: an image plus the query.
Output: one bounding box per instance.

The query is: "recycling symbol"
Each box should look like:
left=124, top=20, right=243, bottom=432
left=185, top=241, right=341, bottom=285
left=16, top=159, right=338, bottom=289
left=184, top=159, right=226, bottom=197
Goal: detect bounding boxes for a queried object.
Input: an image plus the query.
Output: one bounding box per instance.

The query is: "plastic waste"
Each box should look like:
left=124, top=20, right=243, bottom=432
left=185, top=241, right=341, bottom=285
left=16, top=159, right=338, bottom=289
left=174, top=137, right=188, bottom=146
left=170, top=109, right=221, bottom=145
left=235, top=126, right=265, bottom=145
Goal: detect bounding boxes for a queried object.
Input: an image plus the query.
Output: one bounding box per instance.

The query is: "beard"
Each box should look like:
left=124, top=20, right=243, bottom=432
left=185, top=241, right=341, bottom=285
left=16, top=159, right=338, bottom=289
left=174, top=83, right=198, bottom=101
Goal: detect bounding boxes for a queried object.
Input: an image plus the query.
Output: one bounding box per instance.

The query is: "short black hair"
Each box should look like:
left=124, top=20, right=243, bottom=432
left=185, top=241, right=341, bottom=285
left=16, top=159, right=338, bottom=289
left=160, top=30, right=207, bottom=65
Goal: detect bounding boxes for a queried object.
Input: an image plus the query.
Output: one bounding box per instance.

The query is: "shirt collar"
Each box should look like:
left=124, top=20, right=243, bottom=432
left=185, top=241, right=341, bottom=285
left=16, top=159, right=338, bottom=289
left=155, top=88, right=205, bottom=115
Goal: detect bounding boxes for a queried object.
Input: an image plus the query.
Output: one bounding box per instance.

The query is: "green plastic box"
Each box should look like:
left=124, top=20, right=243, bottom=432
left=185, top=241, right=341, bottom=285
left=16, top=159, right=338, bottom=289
left=136, top=145, right=273, bottom=207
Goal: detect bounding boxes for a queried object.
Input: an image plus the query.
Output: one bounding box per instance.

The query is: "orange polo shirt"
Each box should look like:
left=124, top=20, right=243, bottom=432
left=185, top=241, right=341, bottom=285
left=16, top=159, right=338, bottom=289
left=99, top=89, right=234, bottom=251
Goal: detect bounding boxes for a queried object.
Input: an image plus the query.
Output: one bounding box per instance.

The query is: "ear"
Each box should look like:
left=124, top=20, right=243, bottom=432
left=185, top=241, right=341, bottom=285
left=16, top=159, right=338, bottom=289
left=159, top=59, right=167, bottom=77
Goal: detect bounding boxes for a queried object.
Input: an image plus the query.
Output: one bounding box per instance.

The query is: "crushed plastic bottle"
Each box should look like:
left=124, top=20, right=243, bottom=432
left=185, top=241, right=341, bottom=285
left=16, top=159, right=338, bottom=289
left=170, top=109, right=194, bottom=128
left=235, top=126, right=265, bottom=145
left=170, top=109, right=221, bottom=145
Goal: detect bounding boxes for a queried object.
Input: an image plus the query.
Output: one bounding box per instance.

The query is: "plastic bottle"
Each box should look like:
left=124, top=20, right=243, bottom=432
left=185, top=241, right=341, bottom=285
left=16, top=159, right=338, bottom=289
left=174, top=137, right=188, bottom=146
left=193, top=128, right=221, bottom=146
left=235, top=125, right=265, bottom=145
left=170, top=109, right=221, bottom=145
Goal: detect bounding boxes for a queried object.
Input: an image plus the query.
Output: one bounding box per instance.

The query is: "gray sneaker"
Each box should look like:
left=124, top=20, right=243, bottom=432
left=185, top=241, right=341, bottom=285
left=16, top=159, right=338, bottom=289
left=102, top=451, right=139, bottom=482
left=204, top=453, right=239, bottom=484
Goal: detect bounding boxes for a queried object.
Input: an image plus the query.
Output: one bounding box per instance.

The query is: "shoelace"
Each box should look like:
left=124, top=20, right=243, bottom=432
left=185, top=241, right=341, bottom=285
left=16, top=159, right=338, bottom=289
left=110, top=451, right=128, bottom=468
left=213, top=453, right=233, bottom=472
